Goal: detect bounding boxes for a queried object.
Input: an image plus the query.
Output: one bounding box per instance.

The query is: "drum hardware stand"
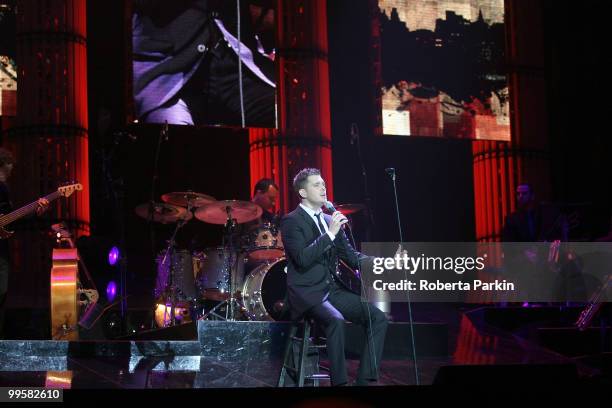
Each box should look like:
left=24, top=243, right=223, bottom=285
left=159, top=203, right=192, bottom=327
left=201, top=205, right=247, bottom=321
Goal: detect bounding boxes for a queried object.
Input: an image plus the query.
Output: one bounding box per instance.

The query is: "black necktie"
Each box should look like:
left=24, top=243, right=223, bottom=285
left=316, top=212, right=336, bottom=278
left=315, top=212, right=327, bottom=235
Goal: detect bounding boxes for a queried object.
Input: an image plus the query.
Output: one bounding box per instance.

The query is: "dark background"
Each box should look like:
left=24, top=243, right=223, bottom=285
left=84, top=0, right=612, bottom=311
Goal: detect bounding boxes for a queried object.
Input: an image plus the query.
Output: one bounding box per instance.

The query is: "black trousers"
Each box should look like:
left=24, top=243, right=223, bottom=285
left=181, top=40, right=275, bottom=128
left=307, top=282, right=388, bottom=386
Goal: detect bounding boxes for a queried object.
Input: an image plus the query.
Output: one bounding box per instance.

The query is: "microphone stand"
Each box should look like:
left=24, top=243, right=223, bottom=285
left=160, top=204, right=190, bottom=327
left=385, top=168, right=420, bottom=385
left=101, top=131, right=131, bottom=332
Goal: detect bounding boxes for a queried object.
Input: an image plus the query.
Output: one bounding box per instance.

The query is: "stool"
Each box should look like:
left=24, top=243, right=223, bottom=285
left=278, top=319, right=330, bottom=387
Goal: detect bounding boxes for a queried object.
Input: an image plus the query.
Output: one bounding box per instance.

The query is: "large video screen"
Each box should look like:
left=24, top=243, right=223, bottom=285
left=131, top=0, right=276, bottom=128
left=0, top=1, right=16, bottom=117
left=379, top=0, right=510, bottom=140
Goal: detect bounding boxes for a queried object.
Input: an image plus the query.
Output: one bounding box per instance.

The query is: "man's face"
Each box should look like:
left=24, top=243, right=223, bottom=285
left=516, top=184, right=533, bottom=208
left=254, top=185, right=278, bottom=212
left=300, top=175, right=327, bottom=207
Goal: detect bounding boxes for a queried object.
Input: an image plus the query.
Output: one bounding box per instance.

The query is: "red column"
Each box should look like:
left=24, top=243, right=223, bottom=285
left=5, top=0, right=89, bottom=308
left=249, top=0, right=333, bottom=214
left=472, top=0, right=550, bottom=242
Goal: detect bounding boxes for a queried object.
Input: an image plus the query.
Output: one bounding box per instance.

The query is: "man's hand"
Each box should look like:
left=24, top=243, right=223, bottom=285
left=394, top=244, right=407, bottom=258
left=328, top=211, right=348, bottom=236
left=36, top=198, right=49, bottom=216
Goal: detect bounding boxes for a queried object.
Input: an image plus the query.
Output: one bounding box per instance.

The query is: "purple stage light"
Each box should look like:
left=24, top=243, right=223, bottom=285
left=106, top=281, right=117, bottom=302
left=108, top=246, right=120, bottom=266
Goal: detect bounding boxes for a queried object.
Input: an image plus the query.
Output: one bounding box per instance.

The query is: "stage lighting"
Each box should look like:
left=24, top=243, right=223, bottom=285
left=108, top=246, right=120, bottom=266
left=106, top=281, right=117, bottom=302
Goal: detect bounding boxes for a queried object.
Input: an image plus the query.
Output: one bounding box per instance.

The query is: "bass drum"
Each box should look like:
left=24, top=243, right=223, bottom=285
left=241, top=257, right=288, bottom=321
left=241, top=258, right=361, bottom=321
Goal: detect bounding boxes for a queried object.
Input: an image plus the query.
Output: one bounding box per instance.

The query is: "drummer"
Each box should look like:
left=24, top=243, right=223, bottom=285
left=239, top=178, right=282, bottom=266
left=247, top=178, right=280, bottom=230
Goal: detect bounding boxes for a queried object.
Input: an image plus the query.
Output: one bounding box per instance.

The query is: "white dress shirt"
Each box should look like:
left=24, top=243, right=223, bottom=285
left=299, top=203, right=336, bottom=242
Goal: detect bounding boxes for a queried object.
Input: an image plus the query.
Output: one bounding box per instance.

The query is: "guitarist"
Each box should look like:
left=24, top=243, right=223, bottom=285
left=0, top=148, right=49, bottom=338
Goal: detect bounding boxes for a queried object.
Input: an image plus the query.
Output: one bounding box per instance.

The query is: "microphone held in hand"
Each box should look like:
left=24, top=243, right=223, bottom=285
left=324, top=201, right=347, bottom=230
left=323, top=200, right=337, bottom=213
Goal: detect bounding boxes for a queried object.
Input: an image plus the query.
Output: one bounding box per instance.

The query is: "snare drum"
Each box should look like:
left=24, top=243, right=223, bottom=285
left=246, top=223, right=284, bottom=261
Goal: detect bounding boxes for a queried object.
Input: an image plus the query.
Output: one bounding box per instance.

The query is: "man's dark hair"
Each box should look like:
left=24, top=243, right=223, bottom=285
left=293, top=168, right=321, bottom=195
left=0, top=147, right=15, bottom=167
left=253, top=178, right=278, bottom=196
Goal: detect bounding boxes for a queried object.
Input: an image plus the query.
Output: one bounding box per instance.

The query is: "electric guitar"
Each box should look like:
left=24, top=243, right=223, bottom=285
left=0, top=183, right=82, bottom=239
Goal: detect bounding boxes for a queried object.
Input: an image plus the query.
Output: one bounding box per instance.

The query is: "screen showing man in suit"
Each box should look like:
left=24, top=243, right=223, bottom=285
left=132, top=0, right=276, bottom=128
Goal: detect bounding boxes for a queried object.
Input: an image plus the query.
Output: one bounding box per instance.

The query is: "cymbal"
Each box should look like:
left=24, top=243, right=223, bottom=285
left=194, top=200, right=262, bottom=225
left=336, top=203, right=366, bottom=215
left=135, top=202, right=193, bottom=224
left=161, top=191, right=216, bottom=208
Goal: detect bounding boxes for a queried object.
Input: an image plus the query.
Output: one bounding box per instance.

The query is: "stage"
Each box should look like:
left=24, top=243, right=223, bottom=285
left=0, top=306, right=605, bottom=389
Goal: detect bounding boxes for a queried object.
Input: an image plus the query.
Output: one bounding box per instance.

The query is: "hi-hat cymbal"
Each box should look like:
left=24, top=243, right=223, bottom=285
left=194, top=200, right=262, bottom=225
left=161, top=191, right=216, bottom=208
left=135, top=202, right=193, bottom=224
left=336, top=203, right=366, bottom=215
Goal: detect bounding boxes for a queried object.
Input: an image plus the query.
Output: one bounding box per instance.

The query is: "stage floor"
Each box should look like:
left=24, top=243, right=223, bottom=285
left=0, top=306, right=602, bottom=388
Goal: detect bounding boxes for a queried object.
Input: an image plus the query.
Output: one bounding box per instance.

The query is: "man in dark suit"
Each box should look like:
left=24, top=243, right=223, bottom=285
left=280, top=168, right=388, bottom=386
left=502, top=183, right=568, bottom=243
left=502, top=183, right=571, bottom=304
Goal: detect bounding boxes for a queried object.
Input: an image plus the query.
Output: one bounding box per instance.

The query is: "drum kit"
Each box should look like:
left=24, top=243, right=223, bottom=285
left=136, top=191, right=289, bottom=327
left=137, top=191, right=367, bottom=327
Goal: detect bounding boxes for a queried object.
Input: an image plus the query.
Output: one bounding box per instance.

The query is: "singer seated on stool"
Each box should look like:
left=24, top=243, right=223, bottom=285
left=280, top=168, right=389, bottom=387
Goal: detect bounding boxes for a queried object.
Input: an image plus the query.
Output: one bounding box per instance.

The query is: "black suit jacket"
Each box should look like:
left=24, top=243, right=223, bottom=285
left=280, top=206, right=368, bottom=319
left=502, top=205, right=567, bottom=242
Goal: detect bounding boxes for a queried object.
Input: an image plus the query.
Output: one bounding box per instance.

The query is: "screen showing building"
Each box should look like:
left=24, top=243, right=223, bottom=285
left=0, top=1, right=16, bottom=117
left=379, top=0, right=510, bottom=140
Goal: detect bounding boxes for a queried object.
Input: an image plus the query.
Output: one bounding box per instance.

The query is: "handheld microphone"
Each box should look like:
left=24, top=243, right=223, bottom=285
left=324, top=200, right=337, bottom=213
left=324, top=201, right=347, bottom=230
